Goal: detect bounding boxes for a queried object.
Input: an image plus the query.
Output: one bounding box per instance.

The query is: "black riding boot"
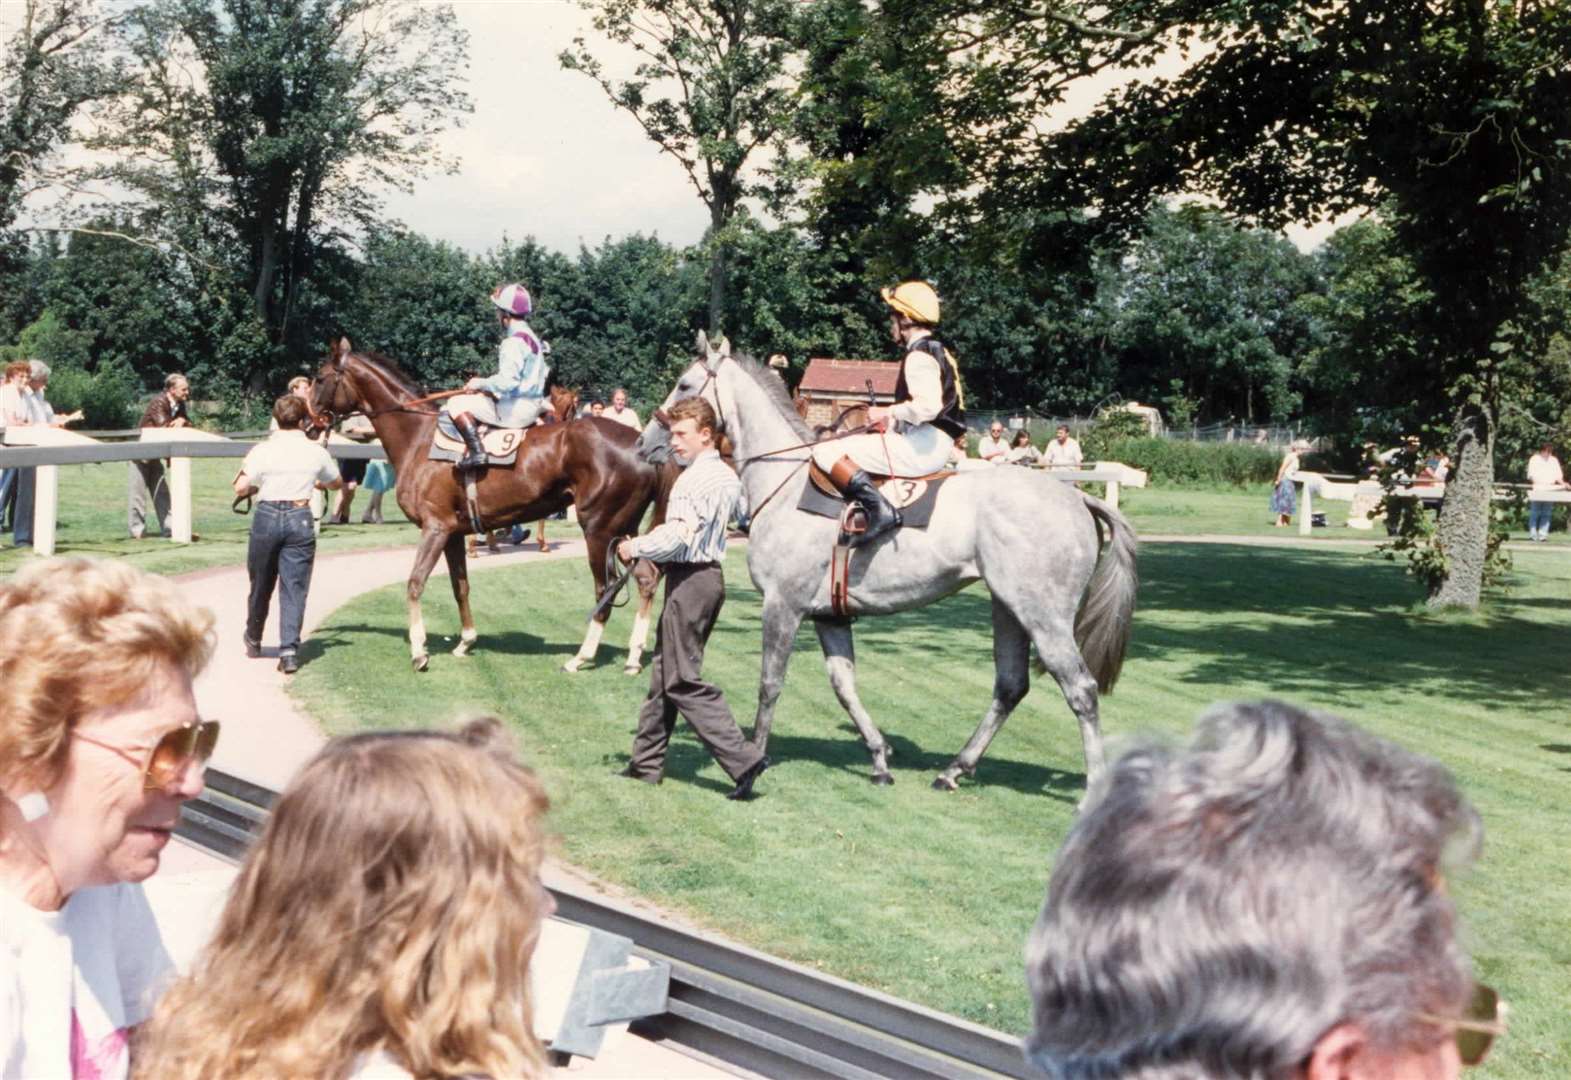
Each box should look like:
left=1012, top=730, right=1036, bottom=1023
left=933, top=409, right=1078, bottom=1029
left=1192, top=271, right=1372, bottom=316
left=452, top=412, right=487, bottom=469
left=830, top=457, right=900, bottom=547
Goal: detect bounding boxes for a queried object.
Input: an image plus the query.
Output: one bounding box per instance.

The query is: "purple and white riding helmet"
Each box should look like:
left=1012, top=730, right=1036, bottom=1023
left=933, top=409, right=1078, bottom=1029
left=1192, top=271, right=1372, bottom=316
left=490, top=282, right=532, bottom=318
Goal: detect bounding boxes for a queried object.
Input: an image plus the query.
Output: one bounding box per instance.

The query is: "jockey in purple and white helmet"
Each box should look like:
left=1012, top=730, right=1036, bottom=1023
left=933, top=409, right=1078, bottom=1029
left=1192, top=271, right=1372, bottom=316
left=445, top=283, right=552, bottom=467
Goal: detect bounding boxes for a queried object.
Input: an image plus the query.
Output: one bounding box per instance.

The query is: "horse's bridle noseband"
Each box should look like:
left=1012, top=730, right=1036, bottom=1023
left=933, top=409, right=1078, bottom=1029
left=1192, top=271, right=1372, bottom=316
left=650, top=354, right=727, bottom=435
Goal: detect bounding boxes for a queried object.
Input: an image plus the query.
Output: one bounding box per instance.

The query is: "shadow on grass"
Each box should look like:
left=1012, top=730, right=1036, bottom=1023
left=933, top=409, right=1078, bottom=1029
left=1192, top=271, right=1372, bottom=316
left=310, top=622, right=574, bottom=659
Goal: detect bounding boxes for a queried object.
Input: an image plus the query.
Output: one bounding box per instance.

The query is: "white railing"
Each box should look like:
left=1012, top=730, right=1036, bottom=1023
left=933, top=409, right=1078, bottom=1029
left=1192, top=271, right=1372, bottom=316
left=0, top=430, right=386, bottom=557
left=1291, top=472, right=1571, bottom=536
left=957, top=459, right=1149, bottom=509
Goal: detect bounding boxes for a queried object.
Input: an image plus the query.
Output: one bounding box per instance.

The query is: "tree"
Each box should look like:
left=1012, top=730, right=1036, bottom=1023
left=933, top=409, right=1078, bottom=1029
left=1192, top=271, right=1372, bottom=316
left=97, top=0, right=472, bottom=386
left=560, top=0, right=797, bottom=331
left=1109, top=205, right=1322, bottom=425
left=937, top=0, right=1571, bottom=608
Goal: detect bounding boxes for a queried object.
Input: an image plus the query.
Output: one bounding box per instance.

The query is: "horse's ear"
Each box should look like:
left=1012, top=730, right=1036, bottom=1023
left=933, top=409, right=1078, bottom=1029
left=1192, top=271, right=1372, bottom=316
left=695, top=330, right=709, bottom=357
left=335, top=336, right=352, bottom=359
left=716, top=335, right=731, bottom=358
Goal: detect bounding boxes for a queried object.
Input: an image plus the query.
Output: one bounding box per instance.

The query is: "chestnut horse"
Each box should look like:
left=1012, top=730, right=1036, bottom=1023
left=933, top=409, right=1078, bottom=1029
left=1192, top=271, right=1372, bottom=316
left=313, top=339, right=667, bottom=673
left=468, top=383, right=578, bottom=555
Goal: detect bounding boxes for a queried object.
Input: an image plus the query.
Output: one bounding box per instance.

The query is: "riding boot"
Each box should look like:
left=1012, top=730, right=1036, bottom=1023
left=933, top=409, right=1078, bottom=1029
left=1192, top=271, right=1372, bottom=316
left=828, top=455, right=901, bottom=548
left=452, top=412, right=488, bottom=469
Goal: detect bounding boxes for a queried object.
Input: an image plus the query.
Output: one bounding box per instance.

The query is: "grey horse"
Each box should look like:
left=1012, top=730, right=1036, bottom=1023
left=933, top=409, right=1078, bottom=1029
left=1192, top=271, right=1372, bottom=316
left=635, top=340, right=1139, bottom=792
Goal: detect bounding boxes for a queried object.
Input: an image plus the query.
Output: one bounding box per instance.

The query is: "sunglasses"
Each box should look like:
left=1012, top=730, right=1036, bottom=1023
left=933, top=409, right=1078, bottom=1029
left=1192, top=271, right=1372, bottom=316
left=72, top=720, right=221, bottom=790
left=1417, top=983, right=1508, bottom=1067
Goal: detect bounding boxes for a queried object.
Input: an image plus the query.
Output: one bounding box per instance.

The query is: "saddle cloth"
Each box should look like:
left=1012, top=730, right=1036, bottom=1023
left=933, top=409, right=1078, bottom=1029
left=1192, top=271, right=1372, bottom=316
left=430, top=415, right=528, bottom=467
left=799, top=462, right=951, bottom=530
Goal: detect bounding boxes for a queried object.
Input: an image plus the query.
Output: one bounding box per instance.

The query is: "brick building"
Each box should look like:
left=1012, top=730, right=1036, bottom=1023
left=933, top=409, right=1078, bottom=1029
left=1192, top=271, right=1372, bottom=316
left=794, top=359, right=901, bottom=428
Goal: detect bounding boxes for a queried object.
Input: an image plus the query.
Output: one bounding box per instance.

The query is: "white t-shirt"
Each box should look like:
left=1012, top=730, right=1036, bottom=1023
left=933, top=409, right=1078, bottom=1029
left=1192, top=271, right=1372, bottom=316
left=976, top=434, right=1009, bottom=462
left=605, top=405, right=641, bottom=430
left=1044, top=437, right=1083, bottom=469
left=1, top=882, right=175, bottom=1080
left=0, top=384, right=27, bottom=428
left=1527, top=452, right=1564, bottom=492
left=240, top=429, right=340, bottom=502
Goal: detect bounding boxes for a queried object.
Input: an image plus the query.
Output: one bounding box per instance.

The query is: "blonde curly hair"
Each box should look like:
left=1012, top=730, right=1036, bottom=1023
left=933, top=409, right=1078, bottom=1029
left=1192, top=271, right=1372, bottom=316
left=0, top=557, right=215, bottom=792
left=133, top=717, right=552, bottom=1080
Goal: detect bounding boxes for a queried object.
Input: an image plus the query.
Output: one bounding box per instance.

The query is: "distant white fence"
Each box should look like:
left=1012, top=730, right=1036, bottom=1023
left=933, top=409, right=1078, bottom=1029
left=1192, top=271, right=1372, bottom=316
left=0, top=430, right=385, bottom=556
left=1291, top=472, right=1571, bottom=536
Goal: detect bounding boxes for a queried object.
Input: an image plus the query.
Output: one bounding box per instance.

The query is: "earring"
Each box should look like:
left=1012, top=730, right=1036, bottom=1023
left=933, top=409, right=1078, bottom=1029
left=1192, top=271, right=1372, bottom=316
left=17, top=792, right=49, bottom=823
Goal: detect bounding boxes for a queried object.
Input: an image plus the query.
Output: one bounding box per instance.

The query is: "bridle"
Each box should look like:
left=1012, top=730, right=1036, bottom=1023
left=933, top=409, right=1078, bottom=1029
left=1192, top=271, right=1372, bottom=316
left=647, top=351, right=876, bottom=522
left=315, top=352, right=463, bottom=430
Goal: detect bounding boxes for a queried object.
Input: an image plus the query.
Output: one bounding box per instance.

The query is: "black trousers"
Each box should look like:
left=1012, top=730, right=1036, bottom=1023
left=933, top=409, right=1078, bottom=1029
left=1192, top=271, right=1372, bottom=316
left=245, top=502, right=316, bottom=654
left=629, top=563, right=762, bottom=783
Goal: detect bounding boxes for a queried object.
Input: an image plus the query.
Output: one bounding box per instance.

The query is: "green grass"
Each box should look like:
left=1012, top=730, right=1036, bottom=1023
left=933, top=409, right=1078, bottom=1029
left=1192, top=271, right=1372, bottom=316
left=291, top=541, right=1571, bottom=1077
left=0, top=458, right=424, bottom=577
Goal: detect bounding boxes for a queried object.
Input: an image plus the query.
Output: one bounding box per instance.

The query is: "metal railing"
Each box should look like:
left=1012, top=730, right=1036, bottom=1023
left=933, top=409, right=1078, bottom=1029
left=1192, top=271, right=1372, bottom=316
left=176, top=769, right=1032, bottom=1080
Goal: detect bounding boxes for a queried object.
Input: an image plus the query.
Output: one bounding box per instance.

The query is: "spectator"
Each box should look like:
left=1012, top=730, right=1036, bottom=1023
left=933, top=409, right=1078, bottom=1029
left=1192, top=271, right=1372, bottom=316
left=133, top=717, right=553, bottom=1080
left=1006, top=428, right=1042, bottom=466
left=6, top=360, right=87, bottom=548
left=129, top=373, right=191, bottom=540
left=1043, top=425, right=1083, bottom=470
left=1526, top=440, right=1567, bottom=542
left=1270, top=439, right=1307, bottom=527
left=949, top=434, right=968, bottom=468
left=1026, top=700, right=1500, bottom=1080
left=589, top=399, right=605, bottom=418
left=606, top=387, right=641, bottom=429
left=361, top=457, right=395, bottom=524
left=234, top=395, right=341, bottom=674
left=977, top=421, right=1010, bottom=464
left=0, top=557, right=217, bottom=1079
left=330, top=412, right=375, bottom=525
left=0, top=362, right=32, bottom=536
left=24, top=361, right=82, bottom=429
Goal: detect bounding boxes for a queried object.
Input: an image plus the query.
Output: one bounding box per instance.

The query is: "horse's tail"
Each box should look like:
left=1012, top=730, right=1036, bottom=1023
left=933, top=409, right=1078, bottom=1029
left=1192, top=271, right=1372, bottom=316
left=1072, top=492, right=1139, bottom=693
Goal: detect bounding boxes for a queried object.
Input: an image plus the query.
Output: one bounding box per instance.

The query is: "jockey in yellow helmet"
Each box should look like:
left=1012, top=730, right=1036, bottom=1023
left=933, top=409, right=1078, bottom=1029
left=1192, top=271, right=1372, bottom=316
left=811, top=280, right=966, bottom=547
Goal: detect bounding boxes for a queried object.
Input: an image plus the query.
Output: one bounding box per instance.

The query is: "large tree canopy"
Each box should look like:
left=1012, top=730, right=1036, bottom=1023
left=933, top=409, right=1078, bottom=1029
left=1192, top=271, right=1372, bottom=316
left=934, top=0, right=1571, bottom=608
left=91, top=0, right=471, bottom=386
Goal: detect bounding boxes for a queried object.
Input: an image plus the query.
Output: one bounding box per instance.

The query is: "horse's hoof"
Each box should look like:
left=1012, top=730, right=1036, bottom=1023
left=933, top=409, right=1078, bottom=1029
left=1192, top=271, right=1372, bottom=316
left=412, top=655, right=429, bottom=673
left=561, top=659, right=583, bottom=674
left=623, top=663, right=642, bottom=676
left=931, top=775, right=958, bottom=792
left=451, top=645, right=471, bottom=658
left=871, top=772, right=894, bottom=786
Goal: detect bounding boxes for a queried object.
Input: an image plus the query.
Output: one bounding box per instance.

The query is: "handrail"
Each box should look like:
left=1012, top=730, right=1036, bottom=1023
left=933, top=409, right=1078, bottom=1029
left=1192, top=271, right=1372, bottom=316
left=176, top=769, right=1032, bottom=1080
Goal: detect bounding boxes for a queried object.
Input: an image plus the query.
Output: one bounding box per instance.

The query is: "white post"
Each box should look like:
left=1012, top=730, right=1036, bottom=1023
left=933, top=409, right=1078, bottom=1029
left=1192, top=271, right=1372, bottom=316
left=33, top=464, right=59, bottom=556
left=168, top=456, right=193, bottom=543
left=1104, top=480, right=1120, bottom=510
left=1298, top=479, right=1313, bottom=537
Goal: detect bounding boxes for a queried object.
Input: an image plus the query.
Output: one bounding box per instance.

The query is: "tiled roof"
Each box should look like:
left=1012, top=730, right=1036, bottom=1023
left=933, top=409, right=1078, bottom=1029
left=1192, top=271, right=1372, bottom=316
left=797, top=358, right=901, bottom=396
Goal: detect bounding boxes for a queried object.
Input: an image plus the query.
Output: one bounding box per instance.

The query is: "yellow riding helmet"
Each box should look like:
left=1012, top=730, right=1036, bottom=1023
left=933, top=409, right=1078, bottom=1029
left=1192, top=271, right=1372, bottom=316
left=881, top=281, right=941, bottom=325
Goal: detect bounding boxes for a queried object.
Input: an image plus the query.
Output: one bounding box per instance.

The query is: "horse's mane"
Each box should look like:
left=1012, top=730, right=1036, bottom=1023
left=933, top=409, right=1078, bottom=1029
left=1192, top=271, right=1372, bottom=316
left=731, top=353, right=813, bottom=441
left=351, top=350, right=427, bottom=395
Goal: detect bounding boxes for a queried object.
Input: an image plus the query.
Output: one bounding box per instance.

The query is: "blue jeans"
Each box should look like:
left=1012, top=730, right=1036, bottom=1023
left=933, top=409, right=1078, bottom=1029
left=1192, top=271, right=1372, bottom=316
left=10, top=468, right=34, bottom=546
left=246, top=503, right=317, bottom=655
left=1528, top=500, right=1553, bottom=538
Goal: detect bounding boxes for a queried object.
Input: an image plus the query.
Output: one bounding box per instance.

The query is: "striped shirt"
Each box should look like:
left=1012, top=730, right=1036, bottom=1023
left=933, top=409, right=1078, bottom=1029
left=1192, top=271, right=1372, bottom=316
left=630, top=449, right=739, bottom=564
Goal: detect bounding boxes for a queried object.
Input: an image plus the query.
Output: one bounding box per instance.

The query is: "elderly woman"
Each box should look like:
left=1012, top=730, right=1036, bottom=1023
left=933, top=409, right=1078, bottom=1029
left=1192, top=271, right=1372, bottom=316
left=0, top=558, right=217, bottom=1077
left=134, top=718, right=553, bottom=1079
left=1025, top=700, right=1503, bottom=1080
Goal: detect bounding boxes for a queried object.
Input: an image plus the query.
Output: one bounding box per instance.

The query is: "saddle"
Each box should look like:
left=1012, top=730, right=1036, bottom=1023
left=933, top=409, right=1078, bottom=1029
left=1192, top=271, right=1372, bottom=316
left=804, top=462, right=954, bottom=620
left=801, top=461, right=952, bottom=531
left=430, top=415, right=530, bottom=467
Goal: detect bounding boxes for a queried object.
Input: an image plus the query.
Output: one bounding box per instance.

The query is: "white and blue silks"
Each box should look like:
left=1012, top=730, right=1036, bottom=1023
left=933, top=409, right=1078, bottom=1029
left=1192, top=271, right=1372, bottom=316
left=444, top=320, right=550, bottom=428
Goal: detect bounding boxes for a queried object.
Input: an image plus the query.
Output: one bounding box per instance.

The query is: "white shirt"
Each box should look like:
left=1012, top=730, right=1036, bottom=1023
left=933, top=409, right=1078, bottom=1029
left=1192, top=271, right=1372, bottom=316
left=0, top=384, right=27, bottom=428
left=24, top=389, right=54, bottom=425
left=629, top=449, right=739, bottom=564
left=1044, top=437, right=1083, bottom=469
left=240, top=429, right=340, bottom=502
left=1, top=882, right=174, bottom=1080
left=976, top=435, right=1009, bottom=463
left=605, top=404, right=641, bottom=430
left=889, top=333, right=946, bottom=427
left=1527, top=452, right=1565, bottom=491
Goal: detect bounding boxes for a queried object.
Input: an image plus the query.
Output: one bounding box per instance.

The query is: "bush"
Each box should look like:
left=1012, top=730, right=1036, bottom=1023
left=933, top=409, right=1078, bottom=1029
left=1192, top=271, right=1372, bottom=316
left=1087, top=436, right=1282, bottom=487
left=42, top=358, right=140, bottom=429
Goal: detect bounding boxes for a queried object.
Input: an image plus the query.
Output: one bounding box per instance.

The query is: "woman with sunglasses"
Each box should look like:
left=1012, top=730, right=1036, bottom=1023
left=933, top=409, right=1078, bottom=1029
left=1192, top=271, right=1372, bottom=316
left=133, top=717, right=553, bottom=1079
left=0, top=557, right=217, bottom=1079
left=1025, top=699, right=1504, bottom=1080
